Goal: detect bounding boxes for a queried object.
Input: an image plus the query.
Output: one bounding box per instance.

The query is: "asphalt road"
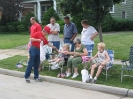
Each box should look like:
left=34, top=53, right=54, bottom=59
left=0, top=74, right=132, bottom=99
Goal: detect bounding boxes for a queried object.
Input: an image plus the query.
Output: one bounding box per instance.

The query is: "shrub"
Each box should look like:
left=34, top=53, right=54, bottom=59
left=7, top=25, right=16, bottom=32
left=102, top=14, right=113, bottom=32
left=0, top=26, right=7, bottom=32
left=56, top=20, right=64, bottom=33
left=17, top=24, right=26, bottom=32
left=42, top=7, right=59, bottom=25
left=72, top=15, right=83, bottom=33
left=23, top=12, right=34, bottom=29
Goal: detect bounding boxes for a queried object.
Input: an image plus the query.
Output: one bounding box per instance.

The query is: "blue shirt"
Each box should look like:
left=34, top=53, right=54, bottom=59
left=63, top=22, right=78, bottom=39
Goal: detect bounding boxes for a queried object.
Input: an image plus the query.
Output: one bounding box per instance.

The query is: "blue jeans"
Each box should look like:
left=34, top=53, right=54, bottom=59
left=85, top=44, right=94, bottom=56
left=24, top=46, right=40, bottom=79
left=64, top=39, right=74, bottom=52
left=49, top=41, right=60, bottom=50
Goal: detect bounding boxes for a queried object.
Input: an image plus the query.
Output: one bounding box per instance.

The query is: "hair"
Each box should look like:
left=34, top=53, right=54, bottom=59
left=64, top=16, right=70, bottom=20
left=97, top=42, right=105, bottom=50
left=63, top=44, right=70, bottom=51
left=81, top=19, right=89, bottom=25
left=31, top=17, right=37, bottom=21
left=75, top=39, right=81, bottom=44
left=50, top=17, right=55, bottom=20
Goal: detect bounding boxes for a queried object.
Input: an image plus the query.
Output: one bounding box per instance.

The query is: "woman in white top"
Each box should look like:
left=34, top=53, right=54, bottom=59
left=81, top=20, right=98, bottom=55
left=88, top=42, right=110, bottom=83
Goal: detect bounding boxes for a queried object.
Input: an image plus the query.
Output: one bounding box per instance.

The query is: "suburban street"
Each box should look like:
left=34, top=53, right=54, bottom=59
left=0, top=74, right=132, bottom=99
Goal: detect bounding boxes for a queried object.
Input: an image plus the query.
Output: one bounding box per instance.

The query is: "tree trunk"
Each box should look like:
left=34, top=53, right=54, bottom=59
left=98, top=22, right=103, bottom=42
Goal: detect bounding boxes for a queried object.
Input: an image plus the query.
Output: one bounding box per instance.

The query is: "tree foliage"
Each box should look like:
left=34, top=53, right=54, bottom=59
left=57, top=0, right=121, bottom=41
left=0, top=0, right=24, bottom=22
left=42, top=7, right=59, bottom=25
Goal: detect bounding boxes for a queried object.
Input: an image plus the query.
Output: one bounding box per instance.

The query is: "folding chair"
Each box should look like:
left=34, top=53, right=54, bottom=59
left=102, top=50, right=115, bottom=81
left=121, top=46, right=133, bottom=82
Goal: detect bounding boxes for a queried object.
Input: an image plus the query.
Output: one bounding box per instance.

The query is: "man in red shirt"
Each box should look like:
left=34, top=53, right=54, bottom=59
left=25, top=26, right=57, bottom=83
left=30, top=17, right=42, bottom=36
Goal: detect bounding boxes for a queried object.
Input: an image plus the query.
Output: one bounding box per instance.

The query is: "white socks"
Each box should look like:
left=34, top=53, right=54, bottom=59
left=94, top=77, right=97, bottom=80
left=90, top=76, right=97, bottom=80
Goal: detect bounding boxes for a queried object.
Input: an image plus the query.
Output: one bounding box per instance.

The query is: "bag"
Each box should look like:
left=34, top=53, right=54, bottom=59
left=40, top=41, right=46, bottom=62
left=81, top=69, right=89, bottom=83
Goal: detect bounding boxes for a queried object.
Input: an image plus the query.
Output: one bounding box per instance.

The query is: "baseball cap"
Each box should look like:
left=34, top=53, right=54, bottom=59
left=43, top=26, right=51, bottom=34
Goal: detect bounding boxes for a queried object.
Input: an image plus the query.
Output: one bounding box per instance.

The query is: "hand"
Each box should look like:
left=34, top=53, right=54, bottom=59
left=90, top=36, right=94, bottom=41
left=38, top=39, right=42, bottom=42
left=70, top=38, right=73, bottom=41
left=100, top=62, right=106, bottom=66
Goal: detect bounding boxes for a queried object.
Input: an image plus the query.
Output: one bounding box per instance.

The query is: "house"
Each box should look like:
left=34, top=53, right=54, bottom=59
left=21, top=0, right=57, bottom=23
left=110, top=0, right=133, bottom=20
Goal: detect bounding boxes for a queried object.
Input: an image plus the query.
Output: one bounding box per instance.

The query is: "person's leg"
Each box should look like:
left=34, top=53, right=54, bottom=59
left=67, top=58, right=73, bottom=73
left=95, top=65, right=104, bottom=78
left=33, top=48, right=40, bottom=79
left=72, top=57, right=82, bottom=74
left=25, top=47, right=35, bottom=80
left=91, top=44, right=94, bottom=51
left=90, top=64, right=97, bottom=78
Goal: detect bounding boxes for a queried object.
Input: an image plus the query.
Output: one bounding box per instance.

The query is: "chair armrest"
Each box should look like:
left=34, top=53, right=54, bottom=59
left=121, top=60, right=128, bottom=63
left=121, top=60, right=129, bottom=68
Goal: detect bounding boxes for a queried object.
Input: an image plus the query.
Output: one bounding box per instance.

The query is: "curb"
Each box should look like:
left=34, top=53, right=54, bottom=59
left=0, top=68, right=132, bottom=97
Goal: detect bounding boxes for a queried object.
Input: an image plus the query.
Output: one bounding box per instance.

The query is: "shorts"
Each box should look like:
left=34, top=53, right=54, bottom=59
left=49, top=41, right=60, bottom=50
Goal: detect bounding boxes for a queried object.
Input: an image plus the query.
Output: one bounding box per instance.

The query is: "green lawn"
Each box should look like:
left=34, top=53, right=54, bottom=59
left=0, top=55, right=133, bottom=89
left=0, top=33, right=29, bottom=49
left=0, top=32, right=133, bottom=59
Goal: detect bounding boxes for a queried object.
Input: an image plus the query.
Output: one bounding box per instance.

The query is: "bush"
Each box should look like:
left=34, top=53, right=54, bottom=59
left=102, top=14, right=113, bottom=32
left=42, top=7, right=59, bottom=25
left=0, top=26, right=7, bottom=32
left=17, top=24, right=26, bottom=32
left=7, top=25, right=16, bottom=32
left=23, top=12, right=34, bottom=29
left=56, top=20, right=64, bottom=33
left=7, top=21, right=25, bottom=27
left=72, top=15, right=83, bottom=33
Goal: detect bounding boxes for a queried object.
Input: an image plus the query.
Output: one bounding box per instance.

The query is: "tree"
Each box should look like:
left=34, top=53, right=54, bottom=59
left=0, top=0, right=24, bottom=22
left=42, top=7, right=59, bottom=25
left=57, top=0, right=121, bottom=42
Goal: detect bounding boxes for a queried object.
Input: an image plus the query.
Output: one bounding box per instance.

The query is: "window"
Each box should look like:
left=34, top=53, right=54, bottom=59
left=109, top=5, right=114, bottom=13
left=41, top=4, right=52, bottom=16
left=122, top=0, right=126, bottom=4
left=122, top=11, right=127, bottom=19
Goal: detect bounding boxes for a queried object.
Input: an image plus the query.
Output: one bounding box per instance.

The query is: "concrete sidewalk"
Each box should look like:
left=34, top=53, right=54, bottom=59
left=0, top=68, right=132, bottom=98
left=1, top=74, right=129, bottom=99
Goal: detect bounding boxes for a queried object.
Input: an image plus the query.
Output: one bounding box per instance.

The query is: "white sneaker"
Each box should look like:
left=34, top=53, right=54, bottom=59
left=66, top=72, right=71, bottom=77
left=71, top=73, right=79, bottom=78
left=51, top=65, right=58, bottom=70
left=54, top=64, right=59, bottom=68
left=48, top=60, right=53, bottom=62
left=49, top=62, right=56, bottom=65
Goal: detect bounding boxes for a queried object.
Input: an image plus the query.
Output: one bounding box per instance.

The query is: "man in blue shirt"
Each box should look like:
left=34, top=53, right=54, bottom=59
left=63, top=16, right=78, bottom=52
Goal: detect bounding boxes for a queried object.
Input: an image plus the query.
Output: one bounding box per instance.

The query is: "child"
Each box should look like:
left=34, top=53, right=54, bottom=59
left=24, top=26, right=57, bottom=83
left=88, top=42, right=110, bottom=83
left=49, top=44, right=70, bottom=70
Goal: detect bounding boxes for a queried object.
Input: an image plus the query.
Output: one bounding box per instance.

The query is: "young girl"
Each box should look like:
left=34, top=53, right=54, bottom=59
left=49, top=44, right=70, bottom=70
left=88, top=42, right=110, bottom=83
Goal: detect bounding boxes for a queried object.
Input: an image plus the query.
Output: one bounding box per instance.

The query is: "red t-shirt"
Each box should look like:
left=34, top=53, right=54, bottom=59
left=31, top=31, right=49, bottom=49
left=30, top=23, right=42, bottom=36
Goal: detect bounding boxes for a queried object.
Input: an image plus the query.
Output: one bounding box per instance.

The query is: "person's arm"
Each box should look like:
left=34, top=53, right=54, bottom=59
left=101, top=52, right=110, bottom=64
left=30, top=38, right=41, bottom=42
left=50, top=30, right=59, bottom=35
left=91, top=53, right=98, bottom=60
left=74, top=48, right=88, bottom=56
left=47, top=43, right=58, bottom=52
left=70, top=23, right=78, bottom=41
left=90, top=32, right=98, bottom=40
left=70, top=33, right=77, bottom=41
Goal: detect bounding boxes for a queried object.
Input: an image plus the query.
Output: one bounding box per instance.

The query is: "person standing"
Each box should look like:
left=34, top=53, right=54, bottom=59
left=30, top=17, right=42, bottom=36
left=81, top=19, right=98, bottom=54
left=63, top=16, right=78, bottom=52
left=25, top=26, right=57, bottom=83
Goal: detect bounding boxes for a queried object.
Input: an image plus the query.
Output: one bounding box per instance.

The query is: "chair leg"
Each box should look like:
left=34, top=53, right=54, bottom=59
left=106, top=67, right=108, bottom=81
left=121, top=70, right=123, bottom=82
